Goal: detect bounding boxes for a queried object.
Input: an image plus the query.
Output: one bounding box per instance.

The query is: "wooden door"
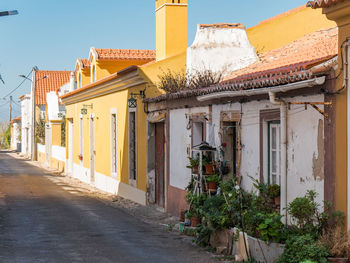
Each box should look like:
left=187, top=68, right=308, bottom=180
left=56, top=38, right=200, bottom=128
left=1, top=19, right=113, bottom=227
left=155, top=122, right=165, bottom=208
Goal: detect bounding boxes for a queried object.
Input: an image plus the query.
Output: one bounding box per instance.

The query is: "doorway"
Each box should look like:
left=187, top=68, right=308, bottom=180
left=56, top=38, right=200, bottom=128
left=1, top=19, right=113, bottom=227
left=155, top=122, right=165, bottom=208
left=68, top=119, right=73, bottom=175
left=90, top=116, right=95, bottom=184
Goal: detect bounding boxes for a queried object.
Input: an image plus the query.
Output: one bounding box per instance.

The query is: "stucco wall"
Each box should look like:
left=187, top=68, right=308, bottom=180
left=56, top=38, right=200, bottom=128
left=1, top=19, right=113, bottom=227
left=169, top=94, right=325, bottom=206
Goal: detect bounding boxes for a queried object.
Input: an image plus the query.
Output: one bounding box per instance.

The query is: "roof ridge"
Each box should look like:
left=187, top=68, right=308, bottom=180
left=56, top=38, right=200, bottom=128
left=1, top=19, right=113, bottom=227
left=249, top=4, right=307, bottom=29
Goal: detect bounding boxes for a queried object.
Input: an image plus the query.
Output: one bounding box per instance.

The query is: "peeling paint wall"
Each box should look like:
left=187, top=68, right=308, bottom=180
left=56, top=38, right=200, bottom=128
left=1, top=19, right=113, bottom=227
left=168, top=94, right=325, bottom=205
left=187, top=25, right=258, bottom=76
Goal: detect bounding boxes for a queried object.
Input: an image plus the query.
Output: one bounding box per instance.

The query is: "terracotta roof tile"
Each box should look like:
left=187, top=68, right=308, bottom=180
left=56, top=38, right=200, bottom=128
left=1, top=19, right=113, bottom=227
left=80, top=58, right=90, bottom=68
left=35, top=70, right=72, bottom=105
left=145, top=27, right=338, bottom=103
left=307, top=0, right=345, bottom=8
left=95, top=49, right=156, bottom=61
left=10, top=116, right=21, bottom=124
left=199, top=23, right=245, bottom=29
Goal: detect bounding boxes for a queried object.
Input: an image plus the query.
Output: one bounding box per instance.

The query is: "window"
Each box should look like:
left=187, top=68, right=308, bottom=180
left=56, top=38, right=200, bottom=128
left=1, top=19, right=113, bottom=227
left=268, top=121, right=281, bottom=185
left=40, top=105, right=45, bottom=120
left=111, top=113, right=117, bottom=177
left=129, top=110, right=137, bottom=185
left=79, top=116, right=83, bottom=160
left=192, top=121, right=204, bottom=147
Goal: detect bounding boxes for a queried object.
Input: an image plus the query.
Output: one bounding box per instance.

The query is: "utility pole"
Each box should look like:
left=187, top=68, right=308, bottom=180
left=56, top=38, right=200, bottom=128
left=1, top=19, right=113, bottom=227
left=9, top=96, right=12, bottom=122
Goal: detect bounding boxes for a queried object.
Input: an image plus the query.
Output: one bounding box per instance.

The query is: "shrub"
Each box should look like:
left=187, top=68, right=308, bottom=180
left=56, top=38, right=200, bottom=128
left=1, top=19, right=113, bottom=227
left=287, top=190, right=344, bottom=237
left=276, top=234, right=329, bottom=263
left=257, top=213, right=284, bottom=243
left=157, top=69, right=222, bottom=93
left=319, top=225, right=350, bottom=258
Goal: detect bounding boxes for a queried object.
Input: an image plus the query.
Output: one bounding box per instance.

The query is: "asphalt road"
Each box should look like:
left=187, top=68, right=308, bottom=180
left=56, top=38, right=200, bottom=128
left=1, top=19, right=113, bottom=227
left=0, top=152, right=215, bottom=263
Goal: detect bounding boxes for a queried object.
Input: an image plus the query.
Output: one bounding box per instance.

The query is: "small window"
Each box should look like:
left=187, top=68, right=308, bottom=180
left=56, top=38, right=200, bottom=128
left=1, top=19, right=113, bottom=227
left=192, top=121, right=204, bottom=147
left=91, top=65, right=96, bottom=82
left=268, top=121, right=281, bottom=185
left=40, top=105, right=45, bottom=120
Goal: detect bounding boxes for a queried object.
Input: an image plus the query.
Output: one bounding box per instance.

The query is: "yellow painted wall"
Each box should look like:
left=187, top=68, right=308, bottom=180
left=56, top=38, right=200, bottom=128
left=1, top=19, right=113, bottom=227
left=94, top=60, right=151, bottom=82
left=65, top=83, right=148, bottom=193
left=322, top=2, right=350, bottom=225
left=140, top=51, right=186, bottom=98
left=156, top=0, right=187, bottom=61
left=51, top=122, right=62, bottom=146
left=77, top=68, right=91, bottom=89
left=50, top=157, right=65, bottom=173
left=246, top=6, right=336, bottom=54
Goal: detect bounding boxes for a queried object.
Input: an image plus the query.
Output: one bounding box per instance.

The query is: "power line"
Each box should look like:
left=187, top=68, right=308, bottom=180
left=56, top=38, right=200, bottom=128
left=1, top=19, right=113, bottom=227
left=1, top=68, right=33, bottom=98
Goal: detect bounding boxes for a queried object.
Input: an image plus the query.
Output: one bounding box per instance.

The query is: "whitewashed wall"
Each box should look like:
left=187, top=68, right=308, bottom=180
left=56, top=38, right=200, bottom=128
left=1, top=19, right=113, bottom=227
left=187, top=25, right=258, bottom=77
left=169, top=94, right=325, bottom=205
left=21, top=95, right=32, bottom=156
left=169, top=106, right=209, bottom=189
left=51, top=145, right=66, bottom=162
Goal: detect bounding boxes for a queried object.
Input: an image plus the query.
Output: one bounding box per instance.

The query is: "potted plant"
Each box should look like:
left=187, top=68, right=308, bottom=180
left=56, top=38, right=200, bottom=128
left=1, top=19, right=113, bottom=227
left=184, top=210, right=192, bottom=226
left=267, top=184, right=281, bottom=206
left=203, top=156, right=215, bottom=175
left=186, top=156, right=200, bottom=174
left=190, top=208, right=201, bottom=227
left=206, top=174, right=219, bottom=193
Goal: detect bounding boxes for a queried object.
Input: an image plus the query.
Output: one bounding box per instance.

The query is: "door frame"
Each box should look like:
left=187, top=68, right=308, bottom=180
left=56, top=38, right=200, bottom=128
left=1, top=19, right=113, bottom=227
left=89, top=114, right=95, bottom=184
left=155, top=122, right=165, bottom=208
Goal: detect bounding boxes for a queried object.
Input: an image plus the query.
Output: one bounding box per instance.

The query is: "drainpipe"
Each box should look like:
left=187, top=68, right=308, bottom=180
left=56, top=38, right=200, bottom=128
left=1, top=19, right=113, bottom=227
left=269, top=91, right=288, bottom=224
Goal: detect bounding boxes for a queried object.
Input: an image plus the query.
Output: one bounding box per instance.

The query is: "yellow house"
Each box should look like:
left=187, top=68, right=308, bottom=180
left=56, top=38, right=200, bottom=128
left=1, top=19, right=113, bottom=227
left=307, top=0, right=350, bottom=228
left=62, top=52, right=156, bottom=205
left=75, top=58, right=91, bottom=89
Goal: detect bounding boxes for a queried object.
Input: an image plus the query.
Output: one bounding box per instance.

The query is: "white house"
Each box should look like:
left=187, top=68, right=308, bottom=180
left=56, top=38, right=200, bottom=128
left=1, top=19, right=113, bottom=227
left=145, top=26, right=338, bottom=221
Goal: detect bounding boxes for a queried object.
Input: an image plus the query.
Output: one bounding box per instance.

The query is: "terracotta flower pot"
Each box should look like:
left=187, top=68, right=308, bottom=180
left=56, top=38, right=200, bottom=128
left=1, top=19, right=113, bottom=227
left=191, top=217, right=201, bottom=227
left=205, top=164, right=215, bottom=175
left=274, top=196, right=281, bottom=206
left=192, top=166, right=199, bottom=174
left=180, top=210, right=186, bottom=222
left=208, top=181, right=217, bottom=193
left=78, top=155, right=83, bottom=161
left=328, top=258, right=348, bottom=263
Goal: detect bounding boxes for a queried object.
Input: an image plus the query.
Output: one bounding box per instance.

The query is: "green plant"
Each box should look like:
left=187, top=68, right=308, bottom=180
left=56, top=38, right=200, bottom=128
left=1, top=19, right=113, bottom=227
left=276, top=234, right=329, bottom=263
left=194, top=225, right=212, bottom=247
left=61, top=117, right=66, bottom=147
left=287, top=190, right=344, bottom=237
left=257, top=213, right=284, bottom=243
left=267, top=184, right=280, bottom=199
left=35, top=119, right=46, bottom=143
left=186, top=156, right=200, bottom=169
left=206, top=174, right=219, bottom=183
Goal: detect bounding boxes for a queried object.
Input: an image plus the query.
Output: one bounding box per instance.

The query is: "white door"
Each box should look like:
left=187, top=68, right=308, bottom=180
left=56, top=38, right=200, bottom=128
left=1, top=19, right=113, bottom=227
left=269, top=123, right=281, bottom=185
left=68, top=120, right=73, bottom=175
left=90, top=116, right=95, bottom=184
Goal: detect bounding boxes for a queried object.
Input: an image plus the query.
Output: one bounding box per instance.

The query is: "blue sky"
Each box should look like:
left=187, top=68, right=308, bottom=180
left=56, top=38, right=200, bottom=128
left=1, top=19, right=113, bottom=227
left=0, top=0, right=307, bottom=121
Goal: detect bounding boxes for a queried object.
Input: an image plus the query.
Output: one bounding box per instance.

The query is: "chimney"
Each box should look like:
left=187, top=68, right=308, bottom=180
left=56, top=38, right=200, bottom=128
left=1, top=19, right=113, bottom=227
left=155, top=0, right=187, bottom=61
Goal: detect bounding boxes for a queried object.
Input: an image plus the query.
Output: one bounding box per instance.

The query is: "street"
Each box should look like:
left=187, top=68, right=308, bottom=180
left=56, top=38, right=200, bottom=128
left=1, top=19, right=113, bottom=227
left=0, top=152, right=215, bottom=263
